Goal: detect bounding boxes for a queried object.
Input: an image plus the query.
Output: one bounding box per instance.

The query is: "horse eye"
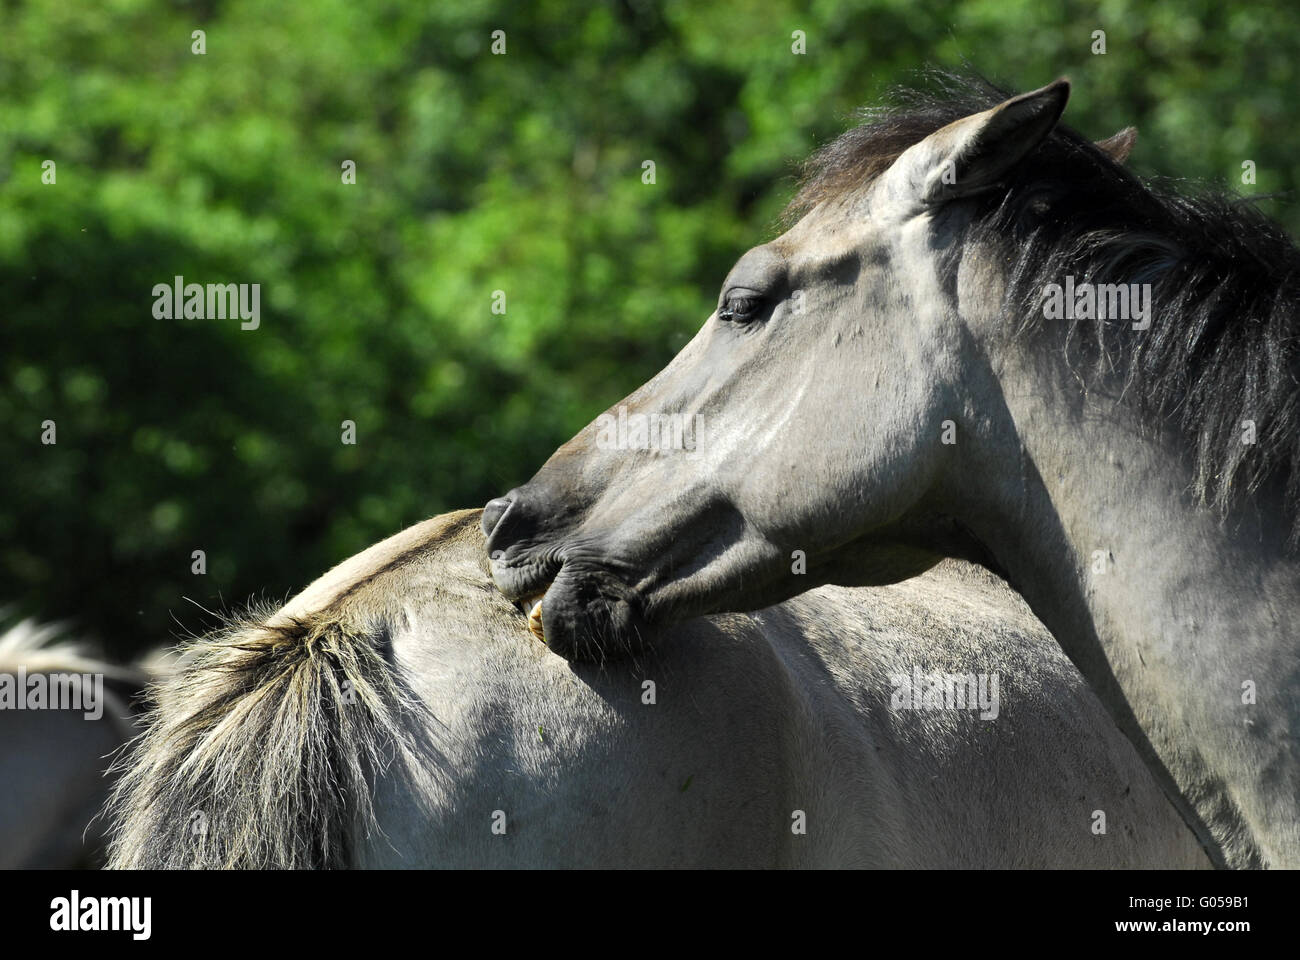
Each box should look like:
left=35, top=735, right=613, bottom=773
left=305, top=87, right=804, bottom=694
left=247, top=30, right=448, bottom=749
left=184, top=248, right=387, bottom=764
left=720, top=294, right=762, bottom=323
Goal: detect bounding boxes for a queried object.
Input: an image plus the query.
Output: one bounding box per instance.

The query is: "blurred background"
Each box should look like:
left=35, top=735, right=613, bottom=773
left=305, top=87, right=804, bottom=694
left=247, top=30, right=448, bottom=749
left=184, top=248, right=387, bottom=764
left=3, top=0, right=1298, bottom=658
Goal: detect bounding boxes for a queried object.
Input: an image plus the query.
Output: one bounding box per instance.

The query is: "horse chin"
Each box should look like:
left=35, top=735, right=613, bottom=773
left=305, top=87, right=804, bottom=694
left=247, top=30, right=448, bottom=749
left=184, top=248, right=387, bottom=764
left=537, top=566, right=651, bottom=661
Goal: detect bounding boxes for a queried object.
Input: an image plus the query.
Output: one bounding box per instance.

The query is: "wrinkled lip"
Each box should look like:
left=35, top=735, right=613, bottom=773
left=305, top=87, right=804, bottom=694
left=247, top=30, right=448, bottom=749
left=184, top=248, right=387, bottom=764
left=491, top=555, right=650, bottom=658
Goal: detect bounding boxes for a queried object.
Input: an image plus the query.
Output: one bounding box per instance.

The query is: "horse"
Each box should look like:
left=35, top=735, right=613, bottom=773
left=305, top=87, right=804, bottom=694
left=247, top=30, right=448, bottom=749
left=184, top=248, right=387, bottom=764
left=106, top=509, right=1208, bottom=868
left=480, top=73, right=1300, bottom=869
left=0, top=617, right=145, bottom=867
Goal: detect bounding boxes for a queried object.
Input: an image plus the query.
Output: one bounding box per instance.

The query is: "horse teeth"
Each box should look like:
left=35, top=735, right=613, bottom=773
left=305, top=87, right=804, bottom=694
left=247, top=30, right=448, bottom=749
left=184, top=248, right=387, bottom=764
left=528, top=599, right=545, bottom=642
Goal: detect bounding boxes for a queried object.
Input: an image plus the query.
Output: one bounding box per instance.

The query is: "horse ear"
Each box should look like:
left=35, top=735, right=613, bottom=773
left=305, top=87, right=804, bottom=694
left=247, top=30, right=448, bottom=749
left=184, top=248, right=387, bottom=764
left=903, top=79, right=1070, bottom=206
left=1095, top=126, right=1137, bottom=163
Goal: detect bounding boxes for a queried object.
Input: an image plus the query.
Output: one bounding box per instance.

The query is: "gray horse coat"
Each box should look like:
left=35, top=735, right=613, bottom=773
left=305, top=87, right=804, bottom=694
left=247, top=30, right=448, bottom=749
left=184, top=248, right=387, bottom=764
left=107, top=510, right=1208, bottom=868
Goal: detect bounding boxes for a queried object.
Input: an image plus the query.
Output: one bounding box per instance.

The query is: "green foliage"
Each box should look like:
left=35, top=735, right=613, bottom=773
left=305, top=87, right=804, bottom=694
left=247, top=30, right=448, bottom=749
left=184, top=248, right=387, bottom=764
left=2, top=0, right=1297, bottom=654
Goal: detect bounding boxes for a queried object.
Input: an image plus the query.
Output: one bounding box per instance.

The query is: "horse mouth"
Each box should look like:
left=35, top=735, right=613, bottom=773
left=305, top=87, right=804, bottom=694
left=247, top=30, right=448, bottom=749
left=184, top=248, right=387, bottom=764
left=516, top=586, right=553, bottom=642
left=494, top=560, right=649, bottom=659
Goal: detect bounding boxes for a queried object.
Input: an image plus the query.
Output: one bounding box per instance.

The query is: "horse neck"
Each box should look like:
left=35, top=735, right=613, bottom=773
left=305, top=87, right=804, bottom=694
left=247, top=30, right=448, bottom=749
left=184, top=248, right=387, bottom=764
left=963, top=354, right=1300, bottom=868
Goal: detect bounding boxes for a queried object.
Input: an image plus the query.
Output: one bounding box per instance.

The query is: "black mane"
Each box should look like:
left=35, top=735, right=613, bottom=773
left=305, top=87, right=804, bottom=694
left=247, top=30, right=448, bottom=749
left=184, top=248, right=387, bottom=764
left=788, top=70, right=1300, bottom=545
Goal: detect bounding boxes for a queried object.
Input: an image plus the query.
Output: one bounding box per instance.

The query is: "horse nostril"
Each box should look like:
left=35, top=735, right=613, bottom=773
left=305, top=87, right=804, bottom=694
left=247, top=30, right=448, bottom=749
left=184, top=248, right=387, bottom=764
left=482, top=496, right=514, bottom=537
